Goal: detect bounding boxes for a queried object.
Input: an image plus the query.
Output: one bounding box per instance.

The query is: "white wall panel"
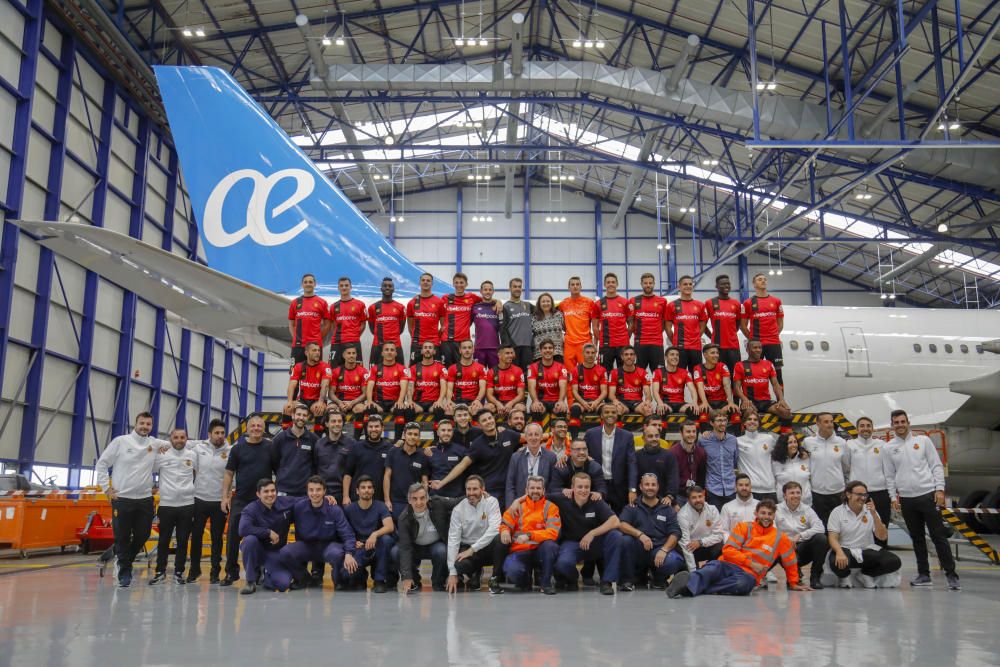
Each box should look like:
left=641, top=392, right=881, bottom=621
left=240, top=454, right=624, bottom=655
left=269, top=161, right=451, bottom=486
left=462, top=237, right=521, bottom=261
left=131, top=341, right=153, bottom=384
left=38, top=356, right=77, bottom=409
left=133, top=301, right=156, bottom=343
left=103, top=190, right=132, bottom=235
left=1, top=344, right=31, bottom=404
left=34, top=414, right=71, bottom=466
left=159, top=395, right=178, bottom=430
left=0, top=406, right=23, bottom=460
left=61, top=158, right=97, bottom=213
left=45, top=303, right=79, bottom=357
left=128, top=386, right=153, bottom=423
left=0, top=3, right=24, bottom=81
left=94, top=278, right=123, bottom=325
left=395, top=238, right=455, bottom=264
left=40, top=19, right=61, bottom=54
left=8, top=288, right=34, bottom=341
left=91, top=323, right=120, bottom=370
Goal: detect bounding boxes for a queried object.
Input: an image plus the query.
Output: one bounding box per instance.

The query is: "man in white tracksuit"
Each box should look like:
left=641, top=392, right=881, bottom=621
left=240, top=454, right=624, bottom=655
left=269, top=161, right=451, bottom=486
left=150, top=428, right=199, bottom=585
left=445, top=475, right=503, bottom=593
left=736, top=412, right=777, bottom=501
left=95, top=411, right=169, bottom=588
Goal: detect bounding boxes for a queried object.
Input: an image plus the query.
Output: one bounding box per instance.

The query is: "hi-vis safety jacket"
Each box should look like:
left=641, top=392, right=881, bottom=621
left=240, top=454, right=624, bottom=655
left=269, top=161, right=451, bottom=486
left=500, top=496, right=561, bottom=553
left=722, top=520, right=799, bottom=587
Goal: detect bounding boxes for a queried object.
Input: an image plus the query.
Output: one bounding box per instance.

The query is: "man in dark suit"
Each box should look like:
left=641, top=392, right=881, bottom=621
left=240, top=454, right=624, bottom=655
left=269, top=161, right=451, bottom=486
left=506, top=423, right=558, bottom=506
left=584, top=402, right=638, bottom=512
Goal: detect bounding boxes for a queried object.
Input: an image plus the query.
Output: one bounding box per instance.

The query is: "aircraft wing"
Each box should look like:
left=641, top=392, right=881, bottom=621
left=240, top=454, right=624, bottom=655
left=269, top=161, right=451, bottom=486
left=13, top=220, right=291, bottom=355
left=946, top=369, right=1000, bottom=429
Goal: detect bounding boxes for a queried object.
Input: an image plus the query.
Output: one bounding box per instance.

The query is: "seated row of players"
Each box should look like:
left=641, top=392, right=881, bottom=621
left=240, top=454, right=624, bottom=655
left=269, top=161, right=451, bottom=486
left=285, top=336, right=792, bottom=442
left=290, top=270, right=786, bottom=383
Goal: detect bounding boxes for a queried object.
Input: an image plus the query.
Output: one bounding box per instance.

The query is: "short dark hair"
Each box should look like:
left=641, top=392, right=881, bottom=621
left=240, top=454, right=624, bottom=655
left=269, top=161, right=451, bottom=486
left=539, top=338, right=555, bottom=349
left=208, top=418, right=227, bottom=432
left=603, top=272, right=618, bottom=283
left=702, top=343, right=720, bottom=355
left=621, top=345, right=636, bottom=355
left=816, top=411, right=834, bottom=422
left=453, top=272, right=468, bottom=282
left=735, top=473, right=751, bottom=484
left=756, top=498, right=777, bottom=512
left=301, top=273, right=315, bottom=282
left=338, top=276, right=352, bottom=284
left=843, top=480, right=869, bottom=503
left=256, top=478, right=275, bottom=491
left=642, top=415, right=660, bottom=426
left=715, top=274, right=730, bottom=284
left=304, top=341, right=320, bottom=350
left=782, top=481, right=802, bottom=494
left=475, top=408, right=493, bottom=421
left=466, top=474, right=485, bottom=488
left=499, top=344, right=514, bottom=352
left=857, top=416, right=874, bottom=427
left=640, top=272, right=655, bottom=282
left=665, top=346, right=680, bottom=356
left=355, top=474, right=374, bottom=488
left=678, top=275, right=694, bottom=283
left=307, top=475, right=326, bottom=489
left=752, top=272, right=766, bottom=281
left=688, top=485, right=705, bottom=496
left=509, top=277, right=523, bottom=287
left=890, top=409, right=908, bottom=421
left=481, top=280, right=493, bottom=288
left=135, top=411, right=154, bottom=421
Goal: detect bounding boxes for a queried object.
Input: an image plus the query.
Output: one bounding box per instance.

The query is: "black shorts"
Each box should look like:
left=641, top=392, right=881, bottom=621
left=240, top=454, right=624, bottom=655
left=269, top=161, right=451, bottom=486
left=666, top=402, right=696, bottom=416
left=635, top=345, right=664, bottom=371
left=677, top=348, right=702, bottom=372
left=600, top=346, right=624, bottom=371
left=330, top=341, right=363, bottom=368
left=291, top=346, right=308, bottom=365
left=536, top=400, right=567, bottom=415
left=440, top=341, right=464, bottom=367
left=707, top=399, right=735, bottom=412
left=619, top=399, right=642, bottom=412
left=718, top=348, right=740, bottom=373
left=752, top=399, right=777, bottom=413
left=409, top=341, right=444, bottom=366
left=761, top=343, right=783, bottom=368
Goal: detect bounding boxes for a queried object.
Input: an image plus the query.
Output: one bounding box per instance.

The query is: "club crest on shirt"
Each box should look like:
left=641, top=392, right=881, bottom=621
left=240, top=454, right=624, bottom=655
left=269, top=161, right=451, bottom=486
left=800, top=465, right=807, bottom=471
left=185, top=459, right=193, bottom=467
left=481, top=512, right=486, bottom=520
left=913, top=443, right=920, bottom=450
left=762, top=444, right=768, bottom=451
left=833, top=446, right=840, bottom=452
left=862, top=515, right=869, bottom=523
left=800, top=515, right=807, bottom=524
left=147, top=445, right=153, bottom=453
left=221, top=452, right=228, bottom=459
left=705, top=519, right=712, bottom=526
left=873, top=448, right=879, bottom=454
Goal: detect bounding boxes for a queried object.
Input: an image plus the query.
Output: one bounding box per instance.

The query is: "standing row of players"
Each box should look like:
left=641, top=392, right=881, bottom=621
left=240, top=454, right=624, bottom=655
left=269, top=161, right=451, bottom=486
left=289, top=270, right=786, bottom=382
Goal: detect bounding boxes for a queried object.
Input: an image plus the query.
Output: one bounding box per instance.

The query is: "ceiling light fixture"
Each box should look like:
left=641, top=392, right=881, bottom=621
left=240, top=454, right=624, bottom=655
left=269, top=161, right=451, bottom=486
left=335, top=37, right=345, bottom=46
left=596, top=41, right=605, bottom=48
left=182, top=27, right=193, bottom=37
left=479, top=38, right=488, bottom=46
left=937, top=222, right=949, bottom=233
left=572, top=39, right=582, bottom=48
left=322, top=36, right=332, bottom=46
left=194, top=27, right=206, bottom=38
left=455, top=38, right=465, bottom=46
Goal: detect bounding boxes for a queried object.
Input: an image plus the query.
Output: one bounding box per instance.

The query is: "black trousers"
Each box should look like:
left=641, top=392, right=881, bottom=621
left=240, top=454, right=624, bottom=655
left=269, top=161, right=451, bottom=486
left=752, top=492, right=778, bottom=502
left=901, top=492, right=956, bottom=577
left=795, top=533, right=828, bottom=580
left=635, top=345, right=664, bottom=372
left=513, top=345, right=534, bottom=372
left=155, top=504, right=194, bottom=575
left=599, top=346, right=624, bottom=372
left=706, top=492, right=734, bottom=512
left=112, top=497, right=154, bottom=576
left=761, top=343, right=783, bottom=385
left=440, top=341, right=463, bottom=368
left=677, top=349, right=702, bottom=374
left=224, top=497, right=248, bottom=580
left=867, top=489, right=892, bottom=547
left=692, top=543, right=723, bottom=565
left=190, top=497, right=227, bottom=577
left=454, top=536, right=506, bottom=580
left=828, top=548, right=902, bottom=579
left=811, top=492, right=843, bottom=527
left=718, top=348, right=740, bottom=375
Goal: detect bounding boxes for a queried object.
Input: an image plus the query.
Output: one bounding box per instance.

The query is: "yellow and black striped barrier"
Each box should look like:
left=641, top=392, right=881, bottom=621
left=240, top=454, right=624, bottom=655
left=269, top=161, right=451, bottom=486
left=941, top=507, right=1000, bottom=564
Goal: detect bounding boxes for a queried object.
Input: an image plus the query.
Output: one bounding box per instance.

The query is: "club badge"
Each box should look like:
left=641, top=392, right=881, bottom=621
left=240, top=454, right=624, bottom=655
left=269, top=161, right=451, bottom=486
left=834, top=446, right=840, bottom=452
left=874, top=447, right=879, bottom=454
left=913, top=443, right=920, bottom=450
left=706, top=520, right=712, bottom=527
left=800, top=515, right=807, bottom=524
left=862, top=515, right=869, bottom=523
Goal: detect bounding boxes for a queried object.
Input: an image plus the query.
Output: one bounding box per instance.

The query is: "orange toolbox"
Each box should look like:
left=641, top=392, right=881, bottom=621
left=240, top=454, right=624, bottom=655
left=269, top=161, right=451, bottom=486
left=0, top=490, right=112, bottom=556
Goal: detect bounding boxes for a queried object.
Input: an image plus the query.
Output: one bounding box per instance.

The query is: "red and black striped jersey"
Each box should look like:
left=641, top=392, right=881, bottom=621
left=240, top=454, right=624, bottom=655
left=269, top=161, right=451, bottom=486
left=666, top=298, right=708, bottom=350
left=570, top=363, right=608, bottom=401
left=488, top=365, right=525, bottom=403
left=742, top=295, right=783, bottom=345
left=733, top=359, right=777, bottom=401
left=447, top=361, right=487, bottom=400
left=411, top=361, right=446, bottom=403
left=692, top=362, right=731, bottom=402
left=704, top=297, right=742, bottom=350
left=652, top=366, right=693, bottom=403
left=290, top=361, right=332, bottom=401
left=632, top=294, right=667, bottom=346
left=368, top=300, right=406, bottom=345
left=609, top=366, right=648, bottom=401
left=440, top=293, right=482, bottom=342
left=368, top=363, right=410, bottom=402
left=406, top=295, right=445, bottom=345
left=330, top=364, right=367, bottom=402
left=528, top=361, right=569, bottom=402
left=592, top=295, right=633, bottom=347
left=328, top=298, right=367, bottom=344
left=287, top=295, right=328, bottom=347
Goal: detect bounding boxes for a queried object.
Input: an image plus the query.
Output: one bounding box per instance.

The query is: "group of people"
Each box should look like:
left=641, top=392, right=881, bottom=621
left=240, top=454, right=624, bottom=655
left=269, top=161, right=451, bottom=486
left=95, top=400, right=959, bottom=597
left=285, top=270, right=794, bottom=444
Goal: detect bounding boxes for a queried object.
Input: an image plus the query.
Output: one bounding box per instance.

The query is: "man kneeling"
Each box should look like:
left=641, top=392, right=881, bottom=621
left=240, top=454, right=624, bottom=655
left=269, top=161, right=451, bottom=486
left=619, top=473, right=684, bottom=591
left=827, top=480, right=901, bottom=589
left=498, top=476, right=561, bottom=594
left=279, top=476, right=358, bottom=589
left=667, top=499, right=813, bottom=597
left=238, top=479, right=296, bottom=595
left=395, top=483, right=462, bottom=592
left=445, top=475, right=503, bottom=593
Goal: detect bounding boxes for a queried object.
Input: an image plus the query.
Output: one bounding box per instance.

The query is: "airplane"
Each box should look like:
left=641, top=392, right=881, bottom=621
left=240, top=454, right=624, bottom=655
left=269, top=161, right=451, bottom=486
left=12, top=66, right=1000, bottom=500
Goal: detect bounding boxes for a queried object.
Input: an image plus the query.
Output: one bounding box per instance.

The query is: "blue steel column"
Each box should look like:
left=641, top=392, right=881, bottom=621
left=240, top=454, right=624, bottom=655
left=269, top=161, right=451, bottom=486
left=199, top=335, right=215, bottom=435
left=221, top=345, right=234, bottom=427
left=666, top=221, right=678, bottom=289
left=176, top=329, right=191, bottom=431
left=522, top=171, right=531, bottom=297
left=255, top=352, right=265, bottom=412
left=70, top=76, right=116, bottom=483
left=455, top=187, right=463, bottom=273
left=594, top=199, right=603, bottom=298
left=18, top=30, right=75, bottom=474
left=0, top=0, right=43, bottom=425
left=810, top=268, right=824, bottom=306
left=112, top=115, right=151, bottom=436
left=738, top=255, right=750, bottom=301
left=239, top=347, right=250, bottom=418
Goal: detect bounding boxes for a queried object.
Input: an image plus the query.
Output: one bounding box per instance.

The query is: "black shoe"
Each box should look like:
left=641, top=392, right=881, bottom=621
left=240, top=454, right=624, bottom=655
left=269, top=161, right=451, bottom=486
left=650, top=581, right=666, bottom=591
left=240, top=582, right=256, bottom=595
left=373, top=581, right=387, bottom=593
left=308, top=572, right=324, bottom=588
left=174, top=573, right=187, bottom=585
left=218, top=577, right=236, bottom=587
left=432, top=584, right=447, bottom=592
left=467, top=574, right=482, bottom=591
left=290, top=579, right=308, bottom=590
left=488, top=577, right=504, bottom=595
left=562, top=580, right=579, bottom=592
left=619, top=582, right=635, bottom=592
left=810, top=578, right=824, bottom=590
left=666, top=571, right=691, bottom=599
left=149, top=572, right=166, bottom=586
left=186, top=572, right=201, bottom=583
left=541, top=585, right=557, bottom=595
left=599, top=582, right=614, bottom=596
left=118, top=572, right=132, bottom=588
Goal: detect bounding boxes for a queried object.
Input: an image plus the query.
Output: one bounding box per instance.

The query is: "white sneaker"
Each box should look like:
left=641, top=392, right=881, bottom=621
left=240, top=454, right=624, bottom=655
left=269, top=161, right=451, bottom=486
left=837, top=577, right=853, bottom=589
left=858, top=574, right=877, bottom=589
left=765, top=571, right=778, bottom=584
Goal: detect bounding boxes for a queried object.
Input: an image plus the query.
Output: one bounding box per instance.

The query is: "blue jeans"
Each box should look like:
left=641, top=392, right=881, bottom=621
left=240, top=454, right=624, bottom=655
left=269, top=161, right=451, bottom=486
left=686, top=559, right=756, bottom=596
left=554, top=531, right=623, bottom=583
left=620, top=535, right=685, bottom=585
left=391, top=541, right=448, bottom=588
left=279, top=540, right=348, bottom=584
left=240, top=535, right=293, bottom=591
left=503, top=541, right=558, bottom=589
left=342, top=534, right=396, bottom=585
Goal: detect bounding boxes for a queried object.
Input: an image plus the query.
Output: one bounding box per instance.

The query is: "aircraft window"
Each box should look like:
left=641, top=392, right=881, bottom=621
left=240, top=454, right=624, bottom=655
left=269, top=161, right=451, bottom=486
left=977, top=345, right=984, bottom=354
left=960, top=344, right=969, bottom=354
left=820, top=341, right=830, bottom=351
left=789, top=341, right=799, bottom=351
left=945, top=344, right=953, bottom=354
left=913, top=344, right=922, bottom=353
left=929, top=344, right=938, bottom=353
left=805, top=341, right=814, bottom=351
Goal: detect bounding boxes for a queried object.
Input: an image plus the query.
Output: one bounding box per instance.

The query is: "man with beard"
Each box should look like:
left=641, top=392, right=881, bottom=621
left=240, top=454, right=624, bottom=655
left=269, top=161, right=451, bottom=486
left=312, top=410, right=354, bottom=501
left=676, top=485, right=724, bottom=571
left=428, top=420, right=469, bottom=498
left=187, top=419, right=230, bottom=583
left=271, top=404, right=317, bottom=497
left=341, top=475, right=396, bottom=592
left=446, top=475, right=503, bottom=593
left=619, top=474, right=684, bottom=590
left=635, top=419, right=679, bottom=503
left=342, top=417, right=392, bottom=504
left=368, top=277, right=406, bottom=366
left=430, top=410, right=520, bottom=507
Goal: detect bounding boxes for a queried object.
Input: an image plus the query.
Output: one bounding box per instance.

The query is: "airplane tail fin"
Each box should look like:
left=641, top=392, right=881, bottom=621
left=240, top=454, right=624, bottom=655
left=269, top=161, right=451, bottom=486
left=153, top=66, right=449, bottom=297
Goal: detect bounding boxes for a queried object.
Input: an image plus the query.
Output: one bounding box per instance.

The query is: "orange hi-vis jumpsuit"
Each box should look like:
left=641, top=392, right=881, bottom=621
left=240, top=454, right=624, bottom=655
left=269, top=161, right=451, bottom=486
left=499, top=495, right=561, bottom=588
left=685, top=520, right=799, bottom=596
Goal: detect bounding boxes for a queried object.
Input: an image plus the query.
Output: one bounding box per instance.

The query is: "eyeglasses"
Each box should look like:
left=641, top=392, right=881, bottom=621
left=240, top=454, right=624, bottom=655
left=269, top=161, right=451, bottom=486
left=849, top=492, right=870, bottom=499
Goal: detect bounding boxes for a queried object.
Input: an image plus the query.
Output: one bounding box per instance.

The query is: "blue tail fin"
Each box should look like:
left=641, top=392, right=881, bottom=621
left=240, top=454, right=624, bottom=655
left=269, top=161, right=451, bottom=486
left=153, top=66, right=449, bottom=298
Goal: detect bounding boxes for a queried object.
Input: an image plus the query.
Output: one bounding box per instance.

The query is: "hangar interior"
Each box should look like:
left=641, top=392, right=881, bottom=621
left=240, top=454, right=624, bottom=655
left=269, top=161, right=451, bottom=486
left=2, top=0, right=1000, bottom=484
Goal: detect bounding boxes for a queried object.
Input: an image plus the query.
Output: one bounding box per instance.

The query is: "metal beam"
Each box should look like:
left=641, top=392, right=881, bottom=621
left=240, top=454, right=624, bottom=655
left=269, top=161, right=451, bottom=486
left=610, top=132, right=657, bottom=229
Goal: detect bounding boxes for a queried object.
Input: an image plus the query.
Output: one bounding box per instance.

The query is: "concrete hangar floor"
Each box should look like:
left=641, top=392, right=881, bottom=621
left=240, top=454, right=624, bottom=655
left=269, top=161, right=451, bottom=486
left=1, top=550, right=998, bottom=666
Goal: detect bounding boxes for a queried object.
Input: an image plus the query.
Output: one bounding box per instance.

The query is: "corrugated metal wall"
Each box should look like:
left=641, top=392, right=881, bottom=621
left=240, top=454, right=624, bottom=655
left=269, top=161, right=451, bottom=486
left=0, top=0, right=263, bottom=487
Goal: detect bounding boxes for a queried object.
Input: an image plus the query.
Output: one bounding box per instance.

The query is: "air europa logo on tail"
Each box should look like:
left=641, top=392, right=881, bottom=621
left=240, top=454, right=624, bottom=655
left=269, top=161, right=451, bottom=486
left=203, top=169, right=315, bottom=247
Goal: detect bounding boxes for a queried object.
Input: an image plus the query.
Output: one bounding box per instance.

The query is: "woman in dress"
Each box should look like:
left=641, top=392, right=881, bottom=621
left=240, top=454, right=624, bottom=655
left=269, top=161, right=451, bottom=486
left=531, top=292, right=564, bottom=362
left=771, top=431, right=812, bottom=506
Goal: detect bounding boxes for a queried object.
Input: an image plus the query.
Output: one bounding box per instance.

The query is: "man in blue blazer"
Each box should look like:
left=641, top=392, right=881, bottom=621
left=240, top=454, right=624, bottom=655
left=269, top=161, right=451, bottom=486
left=584, top=402, right=638, bottom=512
left=506, top=423, right=558, bottom=507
